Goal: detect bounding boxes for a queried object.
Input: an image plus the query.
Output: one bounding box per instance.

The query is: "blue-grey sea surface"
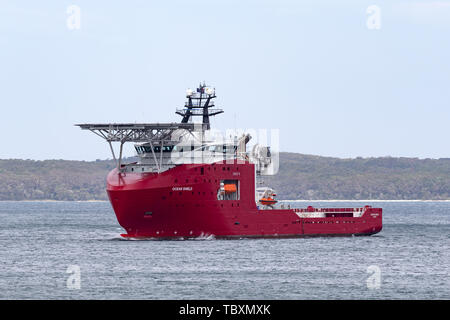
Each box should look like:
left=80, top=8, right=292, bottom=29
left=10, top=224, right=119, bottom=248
left=0, top=201, right=449, bottom=299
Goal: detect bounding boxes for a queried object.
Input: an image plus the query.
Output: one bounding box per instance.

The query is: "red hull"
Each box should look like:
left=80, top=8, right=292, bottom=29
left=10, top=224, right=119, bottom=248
left=107, top=162, right=382, bottom=239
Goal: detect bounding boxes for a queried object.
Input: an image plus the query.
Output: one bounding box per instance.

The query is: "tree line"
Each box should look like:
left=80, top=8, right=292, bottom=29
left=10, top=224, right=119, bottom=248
left=0, top=153, right=448, bottom=201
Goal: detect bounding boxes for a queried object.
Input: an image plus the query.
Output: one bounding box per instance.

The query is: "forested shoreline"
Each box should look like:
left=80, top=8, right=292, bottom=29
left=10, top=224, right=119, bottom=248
left=0, top=153, right=448, bottom=200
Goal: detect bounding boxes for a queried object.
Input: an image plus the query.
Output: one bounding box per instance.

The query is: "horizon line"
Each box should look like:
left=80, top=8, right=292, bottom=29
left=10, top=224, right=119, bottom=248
left=1, top=152, right=449, bottom=162
left=1, top=199, right=449, bottom=203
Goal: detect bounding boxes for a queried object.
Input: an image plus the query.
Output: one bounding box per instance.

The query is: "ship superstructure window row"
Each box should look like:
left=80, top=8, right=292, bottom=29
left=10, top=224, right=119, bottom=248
left=135, top=144, right=237, bottom=155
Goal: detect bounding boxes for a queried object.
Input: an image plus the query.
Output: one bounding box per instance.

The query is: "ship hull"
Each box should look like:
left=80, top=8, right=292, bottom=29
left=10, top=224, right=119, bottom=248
left=107, top=162, right=382, bottom=239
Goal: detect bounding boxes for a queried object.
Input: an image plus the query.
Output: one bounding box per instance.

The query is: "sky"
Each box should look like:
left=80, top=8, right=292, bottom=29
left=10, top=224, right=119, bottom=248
left=0, top=0, right=449, bottom=161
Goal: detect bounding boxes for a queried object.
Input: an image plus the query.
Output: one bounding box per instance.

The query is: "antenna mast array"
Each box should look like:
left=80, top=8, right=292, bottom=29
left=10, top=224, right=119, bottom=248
left=176, top=82, right=223, bottom=130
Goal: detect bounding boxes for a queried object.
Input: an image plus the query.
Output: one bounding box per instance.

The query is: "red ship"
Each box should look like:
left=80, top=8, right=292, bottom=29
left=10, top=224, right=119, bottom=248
left=77, top=83, right=382, bottom=239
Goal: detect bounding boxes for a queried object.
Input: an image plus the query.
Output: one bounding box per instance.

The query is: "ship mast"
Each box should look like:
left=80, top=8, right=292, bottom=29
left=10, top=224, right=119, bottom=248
left=175, top=82, right=223, bottom=130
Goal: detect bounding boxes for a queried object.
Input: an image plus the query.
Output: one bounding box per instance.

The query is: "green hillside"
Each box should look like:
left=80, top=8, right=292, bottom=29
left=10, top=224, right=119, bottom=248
left=265, top=153, right=450, bottom=200
left=0, top=153, right=449, bottom=201
left=0, top=159, right=114, bottom=201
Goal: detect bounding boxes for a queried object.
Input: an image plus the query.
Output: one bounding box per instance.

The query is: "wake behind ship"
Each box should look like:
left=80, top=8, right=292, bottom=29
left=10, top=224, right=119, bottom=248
left=77, top=83, right=382, bottom=239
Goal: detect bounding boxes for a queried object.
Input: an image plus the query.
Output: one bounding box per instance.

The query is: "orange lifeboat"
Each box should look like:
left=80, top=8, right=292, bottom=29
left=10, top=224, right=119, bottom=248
left=224, top=184, right=237, bottom=194
left=259, top=197, right=278, bottom=206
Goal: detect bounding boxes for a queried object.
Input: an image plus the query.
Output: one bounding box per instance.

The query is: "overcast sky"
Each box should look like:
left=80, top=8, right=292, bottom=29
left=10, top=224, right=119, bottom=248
left=1, top=0, right=449, bottom=160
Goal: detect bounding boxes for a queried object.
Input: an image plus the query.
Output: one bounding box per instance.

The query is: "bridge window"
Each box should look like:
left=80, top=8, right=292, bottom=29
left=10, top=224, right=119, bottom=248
left=151, top=145, right=174, bottom=153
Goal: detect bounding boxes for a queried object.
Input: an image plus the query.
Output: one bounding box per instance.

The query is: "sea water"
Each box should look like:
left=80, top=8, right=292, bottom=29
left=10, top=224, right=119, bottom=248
left=0, top=201, right=448, bottom=299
